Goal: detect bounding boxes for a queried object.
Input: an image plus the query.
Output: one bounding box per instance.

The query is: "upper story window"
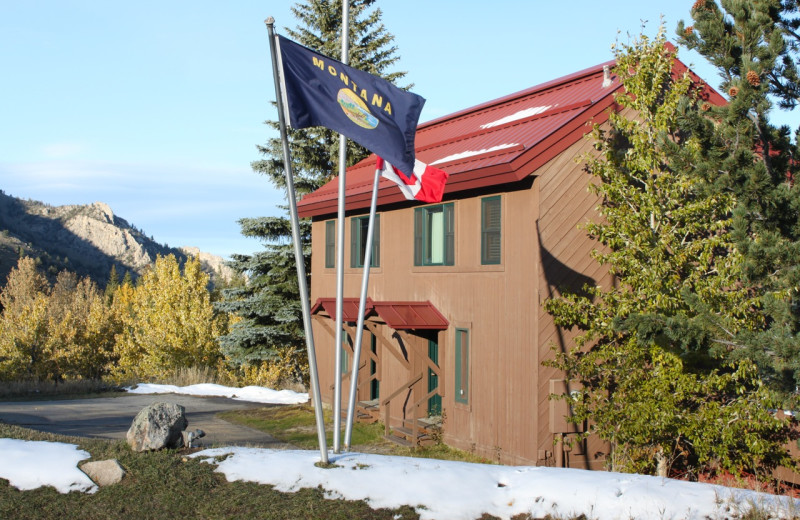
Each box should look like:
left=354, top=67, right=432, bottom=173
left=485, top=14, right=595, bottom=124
left=325, top=220, right=336, bottom=268
left=414, top=203, right=454, bottom=266
left=350, top=215, right=380, bottom=268
left=481, top=196, right=502, bottom=265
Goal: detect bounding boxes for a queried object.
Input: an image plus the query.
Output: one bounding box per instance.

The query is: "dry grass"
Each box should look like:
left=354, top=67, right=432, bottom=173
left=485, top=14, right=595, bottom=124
left=152, top=365, right=237, bottom=387
left=0, top=379, right=123, bottom=401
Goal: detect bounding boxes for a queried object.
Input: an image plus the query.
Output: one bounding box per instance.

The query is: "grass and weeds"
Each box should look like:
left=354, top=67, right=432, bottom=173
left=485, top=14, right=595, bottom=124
left=218, top=404, right=492, bottom=463
left=219, top=404, right=384, bottom=448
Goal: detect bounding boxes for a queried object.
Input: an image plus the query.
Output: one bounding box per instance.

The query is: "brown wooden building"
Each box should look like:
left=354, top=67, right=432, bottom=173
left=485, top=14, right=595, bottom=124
left=296, top=57, right=723, bottom=468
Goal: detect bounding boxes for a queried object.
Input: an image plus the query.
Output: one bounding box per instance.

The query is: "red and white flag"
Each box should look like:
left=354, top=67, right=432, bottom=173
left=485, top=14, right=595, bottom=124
left=377, top=157, right=448, bottom=203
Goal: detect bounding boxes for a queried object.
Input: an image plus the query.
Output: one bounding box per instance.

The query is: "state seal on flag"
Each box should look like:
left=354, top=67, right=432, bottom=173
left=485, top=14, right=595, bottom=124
left=337, top=89, right=379, bottom=129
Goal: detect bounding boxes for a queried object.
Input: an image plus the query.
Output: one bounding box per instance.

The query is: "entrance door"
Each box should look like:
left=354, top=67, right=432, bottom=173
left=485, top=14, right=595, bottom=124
left=369, top=333, right=379, bottom=400
left=427, top=339, right=441, bottom=415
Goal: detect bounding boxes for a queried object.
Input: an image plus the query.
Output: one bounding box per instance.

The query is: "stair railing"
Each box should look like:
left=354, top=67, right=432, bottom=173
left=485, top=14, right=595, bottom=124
left=381, top=371, right=423, bottom=439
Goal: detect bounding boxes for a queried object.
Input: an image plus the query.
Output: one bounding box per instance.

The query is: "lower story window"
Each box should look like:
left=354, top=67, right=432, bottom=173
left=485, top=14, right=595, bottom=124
left=455, top=328, right=469, bottom=404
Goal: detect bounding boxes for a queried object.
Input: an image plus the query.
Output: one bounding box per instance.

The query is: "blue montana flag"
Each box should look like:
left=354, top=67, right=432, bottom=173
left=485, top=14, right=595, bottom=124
left=276, top=35, right=425, bottom=176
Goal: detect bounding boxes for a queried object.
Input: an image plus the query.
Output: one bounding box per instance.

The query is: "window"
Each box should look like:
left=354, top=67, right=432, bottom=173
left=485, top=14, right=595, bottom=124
left=350, top=215, right=380, bottom=268
left=455, top=328, right=469, bottom=404
left=481, top=196, right=502, bottom=265
left=414, top=203, right=454, bottom=266
left=325, top=220, right=336, bottom=268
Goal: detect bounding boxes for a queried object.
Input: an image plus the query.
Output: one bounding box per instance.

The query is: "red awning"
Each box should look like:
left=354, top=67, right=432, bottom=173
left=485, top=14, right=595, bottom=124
left=312, top=297, right=449, bottom=330
left=371, top=301, right=449, bottom=330
left=310, top=297, right=373, bottom=322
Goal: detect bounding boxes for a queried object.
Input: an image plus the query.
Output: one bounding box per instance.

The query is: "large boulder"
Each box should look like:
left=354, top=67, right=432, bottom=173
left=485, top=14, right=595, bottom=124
left=126, top=402, right=188, bottom=452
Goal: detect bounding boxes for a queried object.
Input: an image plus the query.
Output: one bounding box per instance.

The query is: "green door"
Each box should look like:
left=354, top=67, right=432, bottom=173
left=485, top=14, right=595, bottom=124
left=369, top=334, right=379, bottom=400
left=427, top=339, right=441, bottom=415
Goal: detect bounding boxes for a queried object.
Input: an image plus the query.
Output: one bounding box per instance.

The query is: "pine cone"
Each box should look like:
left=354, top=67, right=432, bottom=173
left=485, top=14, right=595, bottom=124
left=746, top=70, right=761, bottom=87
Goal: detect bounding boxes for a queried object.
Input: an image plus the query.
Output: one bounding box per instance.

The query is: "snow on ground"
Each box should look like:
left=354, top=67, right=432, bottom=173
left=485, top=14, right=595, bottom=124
left=124, top=382, right=308, bottom=405
left=1, top=439, right=798, bottom=519
left=189, top=447, right=800, bottom=520
left=0, top=438, right=96, bottom=494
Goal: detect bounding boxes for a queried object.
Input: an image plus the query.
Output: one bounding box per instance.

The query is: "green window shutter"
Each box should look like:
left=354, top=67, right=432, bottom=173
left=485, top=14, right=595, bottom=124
left=455, top=328, right=469, bottom=404
left=350, top=217, right=359, bottom=268
left=414, top=208, right=423, bottom=266
left=481, top=196, right=501, bottom=265
left=444, top=203, right=455, bottom=266
left=325, top=220, right=335, bottom=268
left=370, top=214, right=380, bottom=267
left=351, top=215, right=380, bottom=268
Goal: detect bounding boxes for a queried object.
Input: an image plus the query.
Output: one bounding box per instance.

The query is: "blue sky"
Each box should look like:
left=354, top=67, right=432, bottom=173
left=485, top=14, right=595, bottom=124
left=0, top=1, right=782, bottom=260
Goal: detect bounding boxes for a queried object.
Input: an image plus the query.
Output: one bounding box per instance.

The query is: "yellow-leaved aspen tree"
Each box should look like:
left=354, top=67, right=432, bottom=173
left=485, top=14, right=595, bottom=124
left=111, top=255, right=222, bottom=381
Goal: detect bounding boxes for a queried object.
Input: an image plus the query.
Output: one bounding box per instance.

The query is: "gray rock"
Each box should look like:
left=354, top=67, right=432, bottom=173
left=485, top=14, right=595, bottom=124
left=80, top=459, right=126, bottom=486
left=181, top=428, right=206, bottom=448
left=126, top=402, right=188, bottom=452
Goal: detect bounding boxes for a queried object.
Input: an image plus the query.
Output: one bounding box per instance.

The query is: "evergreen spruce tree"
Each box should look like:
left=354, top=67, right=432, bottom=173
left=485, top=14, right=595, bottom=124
left=216, top=0, right=409, bottom=382
left=677, top=0, right=800, bottom=397
left=104, top=265, right=120, bottom=304
left=121, top=269, right=133, bottom=288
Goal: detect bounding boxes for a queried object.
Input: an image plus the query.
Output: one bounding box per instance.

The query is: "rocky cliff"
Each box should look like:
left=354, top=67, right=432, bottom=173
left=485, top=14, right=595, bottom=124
left=0, top=191, right=232, bottom=287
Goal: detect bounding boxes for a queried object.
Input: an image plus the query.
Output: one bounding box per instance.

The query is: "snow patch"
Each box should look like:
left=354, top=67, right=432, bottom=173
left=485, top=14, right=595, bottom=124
left=480, top=104, right=556, bottom=128
left=125, top=383, right=308, bottom=405
left=430, top=143, right=519, bottom=165
left=0, top=439, right=97, bottom=494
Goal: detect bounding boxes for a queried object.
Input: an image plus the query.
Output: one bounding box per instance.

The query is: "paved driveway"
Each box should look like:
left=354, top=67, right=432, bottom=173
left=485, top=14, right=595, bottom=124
left=0, top=393, right=293, bottom=449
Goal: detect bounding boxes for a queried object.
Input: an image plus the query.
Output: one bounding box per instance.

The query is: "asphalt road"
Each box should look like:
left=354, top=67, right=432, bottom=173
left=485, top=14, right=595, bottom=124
left=0, top=393, right=293, bottom=449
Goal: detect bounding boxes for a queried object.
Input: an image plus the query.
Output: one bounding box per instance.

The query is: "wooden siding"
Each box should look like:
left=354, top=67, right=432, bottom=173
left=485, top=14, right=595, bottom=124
left=309, top=127, right=612, bottom=466
left=536, top=129, right=613, bottom=470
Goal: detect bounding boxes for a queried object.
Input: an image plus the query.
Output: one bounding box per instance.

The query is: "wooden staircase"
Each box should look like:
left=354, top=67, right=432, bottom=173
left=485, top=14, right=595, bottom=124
left=376, top=370, right=444, bottom=447
left=353, top=398, right=380, bottom=424
left=384, top=415, right=442, bottom=447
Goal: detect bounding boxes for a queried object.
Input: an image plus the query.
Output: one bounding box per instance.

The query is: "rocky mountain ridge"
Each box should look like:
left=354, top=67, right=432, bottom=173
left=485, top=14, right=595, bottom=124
left=0, top=191, right=232, bottom=287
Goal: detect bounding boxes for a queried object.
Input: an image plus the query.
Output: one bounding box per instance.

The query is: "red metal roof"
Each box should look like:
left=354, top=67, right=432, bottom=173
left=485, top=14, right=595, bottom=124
left=311, top=298, right=449, bottom=330
left=370, top=301, right=449, bottom=330
left=310, top=297, right=373, bottom=322
left=296, top=54, right=724, bottom=218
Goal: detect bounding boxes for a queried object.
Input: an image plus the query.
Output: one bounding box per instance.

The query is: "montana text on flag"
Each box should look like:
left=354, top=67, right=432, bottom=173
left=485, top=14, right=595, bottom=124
left=377, top=157, right=448, bottom=203
left=275, top=35, right=425, bottom=176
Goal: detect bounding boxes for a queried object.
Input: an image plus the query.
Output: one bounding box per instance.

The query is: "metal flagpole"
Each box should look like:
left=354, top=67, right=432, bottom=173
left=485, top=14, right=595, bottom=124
left=265, top=17, right=328, bottom=464
left=332, top=0, right=350, bottom=454
left=344, top=165, right=380, bottom=449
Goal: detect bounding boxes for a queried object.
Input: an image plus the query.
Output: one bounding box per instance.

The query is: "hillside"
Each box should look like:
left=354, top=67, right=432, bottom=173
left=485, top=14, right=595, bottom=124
left=0, top=190, right=232, bottom=287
